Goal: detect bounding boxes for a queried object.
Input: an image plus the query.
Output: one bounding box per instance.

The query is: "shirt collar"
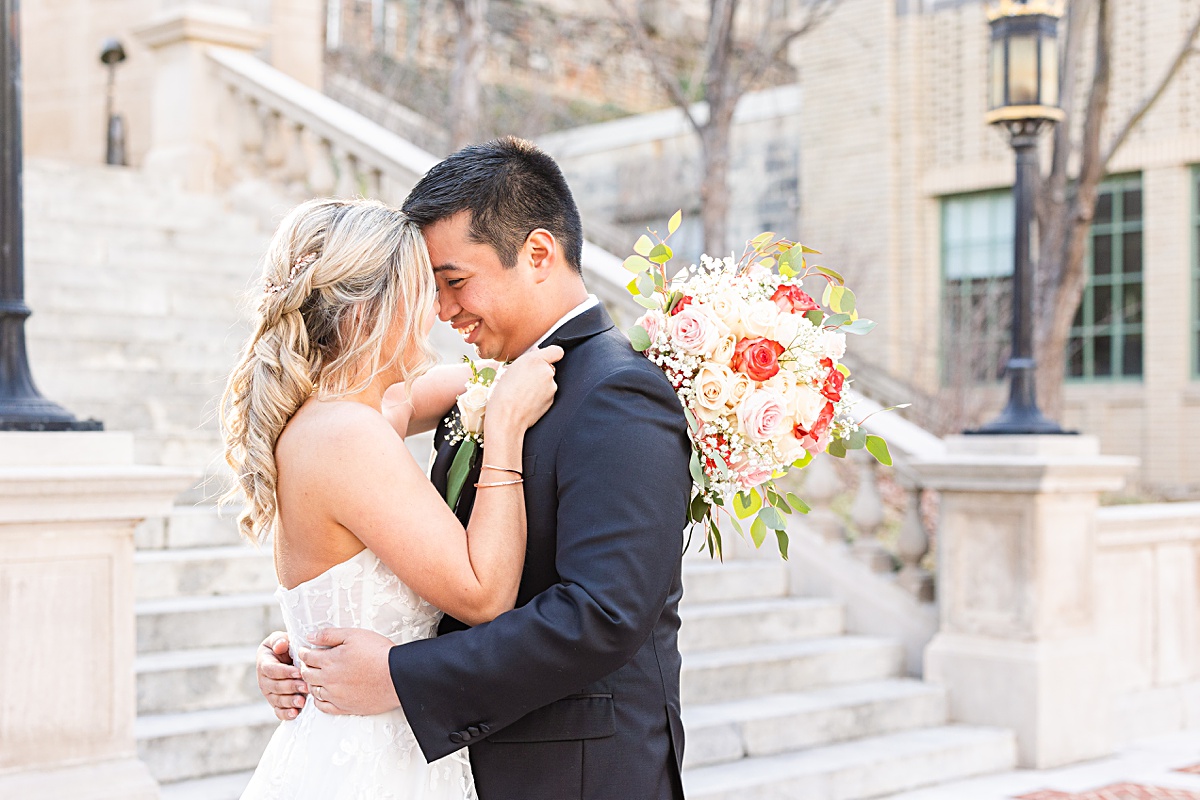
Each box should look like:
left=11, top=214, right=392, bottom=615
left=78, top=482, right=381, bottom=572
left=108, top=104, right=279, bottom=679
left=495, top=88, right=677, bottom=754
left=528, top=295, right=600, bottom=353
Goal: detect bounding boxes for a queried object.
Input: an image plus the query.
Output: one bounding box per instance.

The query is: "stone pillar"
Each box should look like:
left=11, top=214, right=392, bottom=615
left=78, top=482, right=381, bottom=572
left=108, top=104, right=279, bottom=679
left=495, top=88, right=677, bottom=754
left=0, top=433, right=194, bottom=798
left=134, top=4, right=266, bottom=191
left=270, top=0, right=325, bottom=89
left=915, top=435, right=1136, bottom=769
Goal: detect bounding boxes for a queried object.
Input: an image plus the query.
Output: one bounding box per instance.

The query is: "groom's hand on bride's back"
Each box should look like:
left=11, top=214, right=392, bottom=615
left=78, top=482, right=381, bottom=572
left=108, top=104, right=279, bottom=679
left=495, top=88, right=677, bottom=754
left=257, top=631, right=309, bottom=721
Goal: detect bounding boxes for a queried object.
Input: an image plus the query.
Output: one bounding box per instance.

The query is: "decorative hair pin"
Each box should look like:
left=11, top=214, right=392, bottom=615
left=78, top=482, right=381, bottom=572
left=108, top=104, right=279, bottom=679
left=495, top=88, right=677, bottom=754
left=265, top=252, right=319, bottom=295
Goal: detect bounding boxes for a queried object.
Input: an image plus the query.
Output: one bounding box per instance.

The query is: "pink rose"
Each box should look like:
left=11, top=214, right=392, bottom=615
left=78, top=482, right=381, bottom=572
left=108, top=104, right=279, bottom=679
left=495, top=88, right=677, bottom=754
left=636, top=310, right=665, bottom=344
left=668, top=307, right=720, bottom=356
left=793, top=401, right=835, bottom=454
left=731, top=455, right=774, bottom=491
left=738, top=388, right=787, bottom=443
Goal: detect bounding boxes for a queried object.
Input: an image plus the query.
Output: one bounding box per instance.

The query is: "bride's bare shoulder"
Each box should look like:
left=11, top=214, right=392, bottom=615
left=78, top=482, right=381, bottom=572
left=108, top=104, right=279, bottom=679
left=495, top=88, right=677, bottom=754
left=277, top=399, right=400, bottom=464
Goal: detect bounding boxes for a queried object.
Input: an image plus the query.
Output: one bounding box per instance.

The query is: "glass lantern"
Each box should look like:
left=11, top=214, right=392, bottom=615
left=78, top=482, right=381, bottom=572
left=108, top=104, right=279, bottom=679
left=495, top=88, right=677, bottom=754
left=986, top=0, right=1066, bottom=125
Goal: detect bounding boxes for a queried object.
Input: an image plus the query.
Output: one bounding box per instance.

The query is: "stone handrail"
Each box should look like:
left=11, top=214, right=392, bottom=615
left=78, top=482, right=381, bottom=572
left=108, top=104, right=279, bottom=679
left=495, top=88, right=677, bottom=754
left=206, top=47, right=638, bottom=320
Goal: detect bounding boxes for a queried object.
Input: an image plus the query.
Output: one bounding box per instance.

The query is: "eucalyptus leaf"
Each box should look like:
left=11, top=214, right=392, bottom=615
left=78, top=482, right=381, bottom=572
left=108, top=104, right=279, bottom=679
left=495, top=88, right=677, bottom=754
left=843, top=319, right=878, bottom=335
left=804, top=309, right=824, bottom=327
left=750, top=232, right=775, bottom=252
left=775, top=529, right=790, bottom=560
left=668, top=210, right=682, bottom=235
left=839, top=287, right=857, bottom=315
left=648, top=243, right=673, bottom=265
left=815, top=265, right=844, bottom=284
left=634, top=295, right=661, bottom=310
left=690, top=493, right=710, bottom=524
left=825, top=313, right=851, bottom=327
left=792, top=451, right=814, bottom=469
left=759, top=506, right=787, bottom=530
left=732, top=489, right=762, bottom=520
left=846, top=428, right=868, bottom=450
left=786, top=492, right=811, bottom=514
left=625, top=277, right=639, bottom=296
left=634, top=235, right=653, bottom=257
left=866, top=435, right=894, bottom=466
left=445, top=439, right=477, bottom=511
left=628, top=325, right=652, bottom=352
left=750, top=516, right=767, bottom=548
left=653, top=270, right=666, bottom=290
left=689, top=450, right=706, bottom=486
left=477, top=367, right=497, bottom=384
left=827, top=439, right=848, bottom=458
left=623, top=255, right=652, bottom=273
left=636, top=272, right=656, bottom=297
left=800, top=245, right=821, bottom=254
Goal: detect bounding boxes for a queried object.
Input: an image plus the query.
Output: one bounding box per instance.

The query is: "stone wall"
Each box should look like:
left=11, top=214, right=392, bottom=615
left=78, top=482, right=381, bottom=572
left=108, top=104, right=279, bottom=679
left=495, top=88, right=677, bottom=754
left=19, top=0, right=324, bottom=167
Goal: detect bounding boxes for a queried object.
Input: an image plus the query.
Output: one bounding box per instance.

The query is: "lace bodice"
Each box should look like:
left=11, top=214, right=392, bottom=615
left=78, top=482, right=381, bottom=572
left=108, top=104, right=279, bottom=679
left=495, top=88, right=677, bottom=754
left=278, top=548, right=443, bottom=657
left=241, top=548, right=477, bottom=800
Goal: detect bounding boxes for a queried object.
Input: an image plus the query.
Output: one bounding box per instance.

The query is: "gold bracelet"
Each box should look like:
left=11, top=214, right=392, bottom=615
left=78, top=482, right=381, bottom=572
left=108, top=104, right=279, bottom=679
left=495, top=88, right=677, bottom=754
left=481, top=463, right=522, bottom=477
left=473, top=478, right=524, bottom=489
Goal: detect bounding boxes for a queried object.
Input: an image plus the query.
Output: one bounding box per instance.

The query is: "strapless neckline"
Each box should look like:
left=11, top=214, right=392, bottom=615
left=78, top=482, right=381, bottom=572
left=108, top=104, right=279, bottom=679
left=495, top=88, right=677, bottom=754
left=277, top=547, right=373, bottom=595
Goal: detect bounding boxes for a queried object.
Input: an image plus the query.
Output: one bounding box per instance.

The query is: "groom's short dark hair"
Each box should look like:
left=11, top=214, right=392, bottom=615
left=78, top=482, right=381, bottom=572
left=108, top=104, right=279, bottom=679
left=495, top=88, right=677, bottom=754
left=402, top=137, right=584, bottom=274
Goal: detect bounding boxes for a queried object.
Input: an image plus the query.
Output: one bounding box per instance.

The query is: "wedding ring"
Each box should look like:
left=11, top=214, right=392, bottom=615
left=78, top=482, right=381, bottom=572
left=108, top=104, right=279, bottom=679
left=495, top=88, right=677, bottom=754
left=312, top=686, right=323, bottom=702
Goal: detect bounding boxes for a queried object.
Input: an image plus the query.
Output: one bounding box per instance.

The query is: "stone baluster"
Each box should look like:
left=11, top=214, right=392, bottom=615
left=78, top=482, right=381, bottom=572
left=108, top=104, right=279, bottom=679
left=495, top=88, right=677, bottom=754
left=894, top=470, right=934, bottom=602
left=333, top=147, right=361, bottom=198
left=364, top=167, right=383, bottom=200
left=282, top=121, right=308, bottom=186
left=800, top=455, right=845, bottom=544
left=850, top=449, right=892, bottom=573
left=261, top=108, right=286, bottom=172
left=240, top=97, right=265, bottom=167
left=307, top=135, right=337, bottom=195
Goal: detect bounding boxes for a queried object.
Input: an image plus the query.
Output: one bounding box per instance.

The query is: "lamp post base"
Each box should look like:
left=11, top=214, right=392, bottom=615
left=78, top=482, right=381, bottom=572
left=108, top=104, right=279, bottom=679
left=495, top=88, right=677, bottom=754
left=966, top=403, right=1071, bottom=435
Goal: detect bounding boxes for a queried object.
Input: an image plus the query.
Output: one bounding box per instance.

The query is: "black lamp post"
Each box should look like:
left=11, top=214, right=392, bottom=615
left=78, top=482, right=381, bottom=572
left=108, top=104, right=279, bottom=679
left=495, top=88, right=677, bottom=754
left=100, top=38, right=127, bottom=166
left=970, top=0, right=1068, bottom=435
left=1, top=0, right=101, bottom=430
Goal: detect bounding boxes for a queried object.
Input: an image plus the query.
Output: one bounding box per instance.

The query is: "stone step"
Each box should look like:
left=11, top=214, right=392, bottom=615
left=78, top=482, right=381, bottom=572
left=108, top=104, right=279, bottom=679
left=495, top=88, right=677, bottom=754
left=679, top=596, right=843, bottom=652
left=682, top=679, right=947, bottom=769
left=680, top=637, right=904, bottom=706
left=682, top=725, right=1018, bottom=800
left=160, top=770, right=254, bottom=800
left=681, top=560, right=790, bottom=605
left=137, top=592, right=280, bottom=654
left=137, top=646, right=260, bottom=715
left=135, top=703, right=279, bottom=784
left=136, top=545, right=276, bottom=601
left=137, top=506, right=247, bottom=550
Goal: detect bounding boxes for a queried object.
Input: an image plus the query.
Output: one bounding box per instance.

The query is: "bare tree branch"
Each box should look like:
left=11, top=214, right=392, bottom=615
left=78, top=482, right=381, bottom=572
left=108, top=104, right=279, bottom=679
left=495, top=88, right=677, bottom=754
left=1100, top=5, right=1200, bottom=168
left=737, top=0, right=837, bottom=95
left=603, top=0, right=704, bottom=134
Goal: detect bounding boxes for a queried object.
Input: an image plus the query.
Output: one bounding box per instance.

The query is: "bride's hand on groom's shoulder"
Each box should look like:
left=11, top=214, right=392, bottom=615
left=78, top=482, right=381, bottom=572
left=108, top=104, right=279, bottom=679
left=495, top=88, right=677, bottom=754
left=487, top=346, right=563, bottom=431
left=298, top=628, right=400, bottom=717
left=257, top=631, right=308, bottom=722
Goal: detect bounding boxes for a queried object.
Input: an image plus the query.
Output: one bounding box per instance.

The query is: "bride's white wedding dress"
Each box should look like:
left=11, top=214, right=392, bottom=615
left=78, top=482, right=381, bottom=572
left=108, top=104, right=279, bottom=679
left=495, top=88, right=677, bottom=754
left=240, top=548, right=477, bottom=800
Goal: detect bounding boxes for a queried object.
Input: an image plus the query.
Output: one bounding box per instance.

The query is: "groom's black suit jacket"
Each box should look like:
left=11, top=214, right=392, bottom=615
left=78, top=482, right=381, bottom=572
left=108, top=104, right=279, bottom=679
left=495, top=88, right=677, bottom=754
left=389, top=304, right=692, bottom=800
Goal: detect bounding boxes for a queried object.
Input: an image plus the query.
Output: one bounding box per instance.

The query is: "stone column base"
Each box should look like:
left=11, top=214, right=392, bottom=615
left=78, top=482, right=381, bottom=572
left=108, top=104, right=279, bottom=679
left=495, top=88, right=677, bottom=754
left=925, top=631, right=1111, bottom=769
left=0, top=757, right=158, bottom=800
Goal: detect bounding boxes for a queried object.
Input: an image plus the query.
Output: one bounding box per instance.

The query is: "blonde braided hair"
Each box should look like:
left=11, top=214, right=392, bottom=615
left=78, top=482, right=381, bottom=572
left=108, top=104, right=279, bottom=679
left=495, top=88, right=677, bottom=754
left=219, top=198, right=437, bottom=544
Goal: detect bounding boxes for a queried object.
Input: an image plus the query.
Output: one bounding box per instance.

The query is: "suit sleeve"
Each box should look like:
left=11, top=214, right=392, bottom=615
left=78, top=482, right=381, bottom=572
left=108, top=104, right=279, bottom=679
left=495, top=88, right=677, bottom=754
left=388, top=366, right=692, bottom=762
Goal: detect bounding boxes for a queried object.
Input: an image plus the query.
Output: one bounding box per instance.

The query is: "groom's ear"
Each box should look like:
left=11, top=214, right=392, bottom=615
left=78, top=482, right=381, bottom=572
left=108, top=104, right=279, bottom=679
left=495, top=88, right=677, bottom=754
left=523, top=228, right=558, bottom=284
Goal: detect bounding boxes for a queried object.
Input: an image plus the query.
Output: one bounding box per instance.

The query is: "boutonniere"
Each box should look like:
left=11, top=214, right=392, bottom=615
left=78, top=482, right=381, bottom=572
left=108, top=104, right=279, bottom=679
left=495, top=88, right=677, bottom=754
left=444, top=358, right=503, bottom=509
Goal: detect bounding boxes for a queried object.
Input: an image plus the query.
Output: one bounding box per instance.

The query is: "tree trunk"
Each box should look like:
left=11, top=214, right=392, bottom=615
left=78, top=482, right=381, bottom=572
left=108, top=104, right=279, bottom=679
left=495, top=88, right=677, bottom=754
left=449, top=0, right=487, bottom=151
left=1034, top=0, right=1111, bottom=419
left=699, top=115, right=733, bottom=256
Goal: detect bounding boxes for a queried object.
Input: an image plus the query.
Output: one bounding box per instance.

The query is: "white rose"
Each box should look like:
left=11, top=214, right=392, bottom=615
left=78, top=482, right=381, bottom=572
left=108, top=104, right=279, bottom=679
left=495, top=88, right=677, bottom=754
left=707, top=294, right=743, bottom=337
left=694, top=363, right=736, bottom=421
left=772, top=312, right=801, bottom=349
left=822, top=330, right=847, bottom=360
left=457, top=382, right=490, bottom=435
left=725, top=372, right=753, bottom=411
left=791, top=384, right=826, bottom=430
left=710, top=334, right=737, bottom=367
left=765, top=369, right=799, bottom=410
left=742, top=299, right=781, bottom=339
left=777, top=429, right=808, bottom=464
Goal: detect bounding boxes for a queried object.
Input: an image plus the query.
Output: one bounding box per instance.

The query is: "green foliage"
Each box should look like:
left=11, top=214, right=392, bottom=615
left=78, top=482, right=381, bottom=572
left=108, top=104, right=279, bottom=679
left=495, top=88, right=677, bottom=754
left=634, top=235, right=653, bottom=257
left=623, top=255, right=653, bottom=273
left=732, top=489, right=762, bottom=519
left=668, top=210, right=682, bottom=235
left=445, top=439, right=477, bottom=511
left=628, top=325, right=652, bottom=352
left=866, top=435, right=893, bottom=466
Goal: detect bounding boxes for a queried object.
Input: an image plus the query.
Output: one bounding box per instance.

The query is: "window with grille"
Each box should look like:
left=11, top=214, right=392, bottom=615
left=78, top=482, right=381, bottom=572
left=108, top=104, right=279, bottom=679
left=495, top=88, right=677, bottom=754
left=1067, top=176, right=1144, bottom=381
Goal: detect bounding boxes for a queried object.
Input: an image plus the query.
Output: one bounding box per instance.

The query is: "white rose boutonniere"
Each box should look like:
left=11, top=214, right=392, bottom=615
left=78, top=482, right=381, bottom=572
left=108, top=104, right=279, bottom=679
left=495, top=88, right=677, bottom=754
left=444, top=358, right=503, bottom=509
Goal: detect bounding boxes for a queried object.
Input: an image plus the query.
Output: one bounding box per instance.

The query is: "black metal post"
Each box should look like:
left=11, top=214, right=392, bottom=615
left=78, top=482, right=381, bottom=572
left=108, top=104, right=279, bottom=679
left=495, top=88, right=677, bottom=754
left=0, top=0, right=100, bottom=430
left=970, top=120, right=1066, bottom=435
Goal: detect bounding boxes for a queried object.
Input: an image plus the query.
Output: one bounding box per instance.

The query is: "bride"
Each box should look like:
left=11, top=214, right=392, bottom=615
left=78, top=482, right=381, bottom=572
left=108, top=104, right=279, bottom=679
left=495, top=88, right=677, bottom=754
left=219, top=198, right=561, bottom=799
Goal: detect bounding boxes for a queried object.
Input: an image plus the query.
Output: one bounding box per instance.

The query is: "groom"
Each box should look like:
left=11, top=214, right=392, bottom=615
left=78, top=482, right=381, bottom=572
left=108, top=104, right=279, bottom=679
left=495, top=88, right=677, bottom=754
left=256, top=137, right=693, bottom=799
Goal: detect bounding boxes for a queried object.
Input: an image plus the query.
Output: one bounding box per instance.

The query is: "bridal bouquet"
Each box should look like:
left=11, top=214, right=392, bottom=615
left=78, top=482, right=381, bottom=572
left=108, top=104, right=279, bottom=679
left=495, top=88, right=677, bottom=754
left=624, top=212, right=893, bottom=560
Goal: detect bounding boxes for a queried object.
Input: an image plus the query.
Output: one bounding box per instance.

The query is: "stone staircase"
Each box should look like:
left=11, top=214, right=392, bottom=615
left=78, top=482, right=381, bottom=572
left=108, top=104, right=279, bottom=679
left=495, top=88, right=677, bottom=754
left=134, top=507, right=1015, bottom=799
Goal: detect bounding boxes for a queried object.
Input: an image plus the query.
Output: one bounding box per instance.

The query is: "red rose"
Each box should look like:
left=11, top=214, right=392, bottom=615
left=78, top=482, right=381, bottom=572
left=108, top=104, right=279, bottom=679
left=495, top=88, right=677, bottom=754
left=731, top=337, right=785, bottom=382
left=819, top=357, right=844, bottom=402
left=770, top=284, right=820, bottom=314
left=669, top=295, right=694, bottom=316
left=793, top=401, right=835, bottom=454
